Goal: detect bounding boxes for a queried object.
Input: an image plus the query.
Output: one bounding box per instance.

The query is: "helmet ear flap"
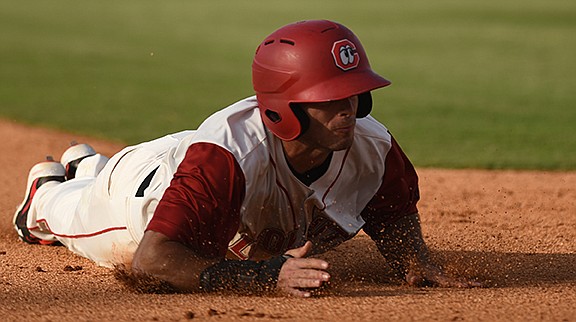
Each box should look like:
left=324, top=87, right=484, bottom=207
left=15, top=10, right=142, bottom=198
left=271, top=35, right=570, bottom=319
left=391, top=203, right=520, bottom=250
left=356, top=92, right=373, bottom=118
left=289, top=104, right=309, bottom=139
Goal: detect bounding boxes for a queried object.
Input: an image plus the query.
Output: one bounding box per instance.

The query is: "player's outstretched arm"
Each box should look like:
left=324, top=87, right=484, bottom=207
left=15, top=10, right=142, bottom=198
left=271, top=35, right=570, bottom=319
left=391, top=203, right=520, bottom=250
left=131, top=231, right=330, bottom=295
left=364, top=213, right=482, bottom=288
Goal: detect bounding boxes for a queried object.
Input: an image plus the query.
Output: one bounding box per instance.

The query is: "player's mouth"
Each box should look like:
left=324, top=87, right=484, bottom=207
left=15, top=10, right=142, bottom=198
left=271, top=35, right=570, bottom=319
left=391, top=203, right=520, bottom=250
left=334, top=126, right=353, bottom=134
left=333, top=122, right=355, bottom=135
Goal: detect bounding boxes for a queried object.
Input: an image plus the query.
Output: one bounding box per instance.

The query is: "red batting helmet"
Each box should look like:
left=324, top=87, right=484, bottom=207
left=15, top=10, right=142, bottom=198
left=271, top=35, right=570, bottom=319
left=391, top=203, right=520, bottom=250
left=252, top=20, right=391, bottom=141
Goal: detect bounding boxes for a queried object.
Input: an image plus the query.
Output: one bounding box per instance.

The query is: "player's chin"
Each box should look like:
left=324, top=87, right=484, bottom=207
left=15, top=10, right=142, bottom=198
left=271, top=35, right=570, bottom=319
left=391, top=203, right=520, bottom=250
left=328, top=136, right=354, bottom=151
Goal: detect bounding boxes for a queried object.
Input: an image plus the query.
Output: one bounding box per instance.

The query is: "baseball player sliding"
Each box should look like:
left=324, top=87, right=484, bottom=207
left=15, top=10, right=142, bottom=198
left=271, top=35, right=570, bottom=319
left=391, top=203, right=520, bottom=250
left=14, top=20, right=480, bottom=297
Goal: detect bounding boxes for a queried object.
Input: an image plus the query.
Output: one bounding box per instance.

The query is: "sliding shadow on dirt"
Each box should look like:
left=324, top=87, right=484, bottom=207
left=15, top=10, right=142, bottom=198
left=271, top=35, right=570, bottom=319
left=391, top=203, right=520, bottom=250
left=315, top=235, right=576, bottom=297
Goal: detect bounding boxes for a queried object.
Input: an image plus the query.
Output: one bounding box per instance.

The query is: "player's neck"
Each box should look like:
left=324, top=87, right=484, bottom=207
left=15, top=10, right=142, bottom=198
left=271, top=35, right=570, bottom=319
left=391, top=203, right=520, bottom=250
left=281, top=140, right=332, bottom=174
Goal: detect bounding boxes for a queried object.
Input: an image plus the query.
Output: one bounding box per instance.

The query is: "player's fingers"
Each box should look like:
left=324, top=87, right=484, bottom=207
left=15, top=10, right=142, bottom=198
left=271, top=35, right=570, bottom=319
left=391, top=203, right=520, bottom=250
left=279, top=266, right=330, bottom=284
left=277, top=271, right=329, bottom=297
left=288, top=268, right=330, bottom=283
left=285, top=257, right=329, bottom=270
left=284, top=276, right=327, bottom=289
left=405, top=273, right=426, bottom=287
left=467, top=280, right=484, bottom=288
left=283, top=286, right=313, bottom=298
left=278, top=265, right=330, bottom=291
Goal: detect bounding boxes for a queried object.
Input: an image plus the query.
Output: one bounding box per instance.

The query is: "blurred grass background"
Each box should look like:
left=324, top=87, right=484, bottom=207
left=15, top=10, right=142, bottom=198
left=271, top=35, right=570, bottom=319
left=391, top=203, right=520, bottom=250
left=1, top=0, right=575, bottom=169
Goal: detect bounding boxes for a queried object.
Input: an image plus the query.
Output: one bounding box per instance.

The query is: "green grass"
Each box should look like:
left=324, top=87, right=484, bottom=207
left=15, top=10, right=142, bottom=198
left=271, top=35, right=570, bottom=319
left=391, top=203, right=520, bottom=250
left=1, top=0, right=575, bottom=169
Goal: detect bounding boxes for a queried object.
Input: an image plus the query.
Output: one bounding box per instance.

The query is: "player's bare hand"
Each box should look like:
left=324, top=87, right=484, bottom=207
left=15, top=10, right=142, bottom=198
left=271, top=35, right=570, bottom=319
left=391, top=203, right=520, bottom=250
left=405, top=261, right=482, bottom=288
left=277, top=241, right=330, bottom=297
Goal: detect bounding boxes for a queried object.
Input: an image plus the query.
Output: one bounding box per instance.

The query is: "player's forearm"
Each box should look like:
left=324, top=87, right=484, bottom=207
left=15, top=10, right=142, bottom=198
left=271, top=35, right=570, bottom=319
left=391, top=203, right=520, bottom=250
left=131, top=230, right=289, bottom=294
left=394, top=213, right=432, bottom=266
left=131, top=231, right=217, bottom=292
left=365, top=212, right=432, bottom=276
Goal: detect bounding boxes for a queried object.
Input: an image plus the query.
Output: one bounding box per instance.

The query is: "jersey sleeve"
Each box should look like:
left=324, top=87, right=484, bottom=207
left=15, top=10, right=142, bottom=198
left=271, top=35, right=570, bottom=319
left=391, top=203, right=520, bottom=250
left=146, top=142, right=246, bottom=258
left=361, top=135, right=420, bottom=228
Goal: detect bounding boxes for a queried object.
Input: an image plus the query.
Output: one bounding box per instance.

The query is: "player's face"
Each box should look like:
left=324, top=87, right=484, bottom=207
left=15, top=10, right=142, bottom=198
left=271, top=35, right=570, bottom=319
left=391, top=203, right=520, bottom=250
left=299, top=95, right=359, bottom=151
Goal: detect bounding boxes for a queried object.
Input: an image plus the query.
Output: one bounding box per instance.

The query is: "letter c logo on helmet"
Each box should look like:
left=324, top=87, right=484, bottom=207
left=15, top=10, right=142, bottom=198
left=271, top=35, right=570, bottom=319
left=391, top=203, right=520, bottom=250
left=332, top=39, right=360, bottom=71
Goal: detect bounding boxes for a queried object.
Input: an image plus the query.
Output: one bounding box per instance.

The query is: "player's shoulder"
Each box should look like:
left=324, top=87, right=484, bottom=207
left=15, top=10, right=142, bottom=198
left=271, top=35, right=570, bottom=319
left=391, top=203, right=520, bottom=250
left=201, top=96, right=260, bottom=125
left=189, top=96, right=268, bottom=158
left=355, top=115, right=392, bottom=143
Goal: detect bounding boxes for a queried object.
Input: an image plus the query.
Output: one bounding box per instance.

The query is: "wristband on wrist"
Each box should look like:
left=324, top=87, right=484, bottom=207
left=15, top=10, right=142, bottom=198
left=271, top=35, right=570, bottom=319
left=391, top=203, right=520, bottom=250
left=199, top=254, right=292, bottom=293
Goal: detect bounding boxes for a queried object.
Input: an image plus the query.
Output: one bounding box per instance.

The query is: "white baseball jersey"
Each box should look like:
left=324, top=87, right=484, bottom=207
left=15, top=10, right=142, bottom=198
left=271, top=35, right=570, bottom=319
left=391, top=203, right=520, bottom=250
left=28, top=96, right=419, bottom=267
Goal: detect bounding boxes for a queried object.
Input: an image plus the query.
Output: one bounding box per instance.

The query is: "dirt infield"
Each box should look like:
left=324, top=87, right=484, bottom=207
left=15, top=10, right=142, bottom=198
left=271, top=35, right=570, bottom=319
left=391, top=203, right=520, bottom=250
left=1, top=119, right=575, bottom=321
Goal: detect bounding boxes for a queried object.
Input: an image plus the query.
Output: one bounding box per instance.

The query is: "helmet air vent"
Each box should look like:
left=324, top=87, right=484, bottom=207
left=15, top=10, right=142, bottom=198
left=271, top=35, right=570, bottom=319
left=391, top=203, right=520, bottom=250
left=279, top=39, right=295, bottom=46
left=265, top=110, right=282, bottom=123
